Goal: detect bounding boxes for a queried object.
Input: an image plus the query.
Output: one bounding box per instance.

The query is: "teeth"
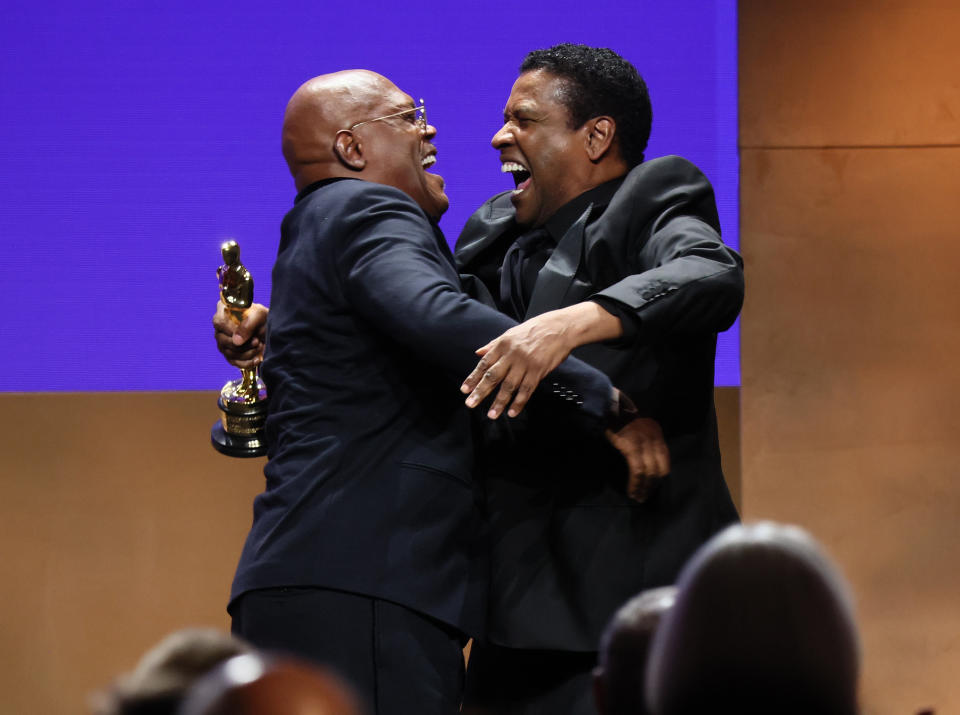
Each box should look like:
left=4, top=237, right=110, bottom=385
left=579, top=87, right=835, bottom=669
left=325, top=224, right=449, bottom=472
left=501, top=161, right=526, bottom=173
left=422, top=155, right=436, bottom=168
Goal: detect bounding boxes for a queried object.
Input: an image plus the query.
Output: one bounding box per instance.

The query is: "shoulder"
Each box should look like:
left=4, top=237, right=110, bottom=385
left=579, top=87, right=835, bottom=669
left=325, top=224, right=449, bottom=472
left=618, top=155, right=713, bottom=197
left=300, top=179, right=429, bottom=220
left=602, top=155, right=719, bottom=232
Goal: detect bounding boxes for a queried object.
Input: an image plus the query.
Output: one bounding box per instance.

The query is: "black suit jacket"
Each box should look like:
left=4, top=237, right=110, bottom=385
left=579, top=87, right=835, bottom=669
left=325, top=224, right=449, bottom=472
left=229, top=179, right=613, bottom=637
left=455, top=156, right=744, bottom=650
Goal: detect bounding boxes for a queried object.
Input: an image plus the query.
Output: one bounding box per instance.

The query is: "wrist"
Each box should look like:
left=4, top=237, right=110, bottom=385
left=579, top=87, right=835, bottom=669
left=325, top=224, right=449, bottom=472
left=562, top=302, right=624, bottom=348
left=605, top=388, right=639, bottom=431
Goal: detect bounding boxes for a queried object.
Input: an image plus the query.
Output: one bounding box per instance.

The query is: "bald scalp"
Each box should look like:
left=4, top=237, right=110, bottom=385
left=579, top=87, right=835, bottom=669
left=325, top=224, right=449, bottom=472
left=281, top=70, right=393, bottom=191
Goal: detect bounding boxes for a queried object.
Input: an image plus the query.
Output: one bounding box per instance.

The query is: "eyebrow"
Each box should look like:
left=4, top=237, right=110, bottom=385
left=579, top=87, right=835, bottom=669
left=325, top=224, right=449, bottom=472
left=504, top=102, right=537, bottom=120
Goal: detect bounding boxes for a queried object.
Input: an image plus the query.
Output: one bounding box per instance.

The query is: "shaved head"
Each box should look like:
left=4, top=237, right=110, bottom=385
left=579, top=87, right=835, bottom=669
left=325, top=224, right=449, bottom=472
left=282, top=70, right=392, bottom=186
left=281, top=70, right=448, bottom=219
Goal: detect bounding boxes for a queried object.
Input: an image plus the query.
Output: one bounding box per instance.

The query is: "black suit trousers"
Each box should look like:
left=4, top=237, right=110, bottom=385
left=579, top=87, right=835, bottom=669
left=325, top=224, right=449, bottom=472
left=463, top=642, right=597, bottom=715
left=231, top=587, right=466, bottom=715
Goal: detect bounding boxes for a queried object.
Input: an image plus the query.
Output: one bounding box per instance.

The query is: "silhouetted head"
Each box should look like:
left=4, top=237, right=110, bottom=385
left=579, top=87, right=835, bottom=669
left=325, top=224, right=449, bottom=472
left=90, top=628, right=252, bottom=715
left=594, top=586, right=677, bottom=715
left=646, top=522, right=861, bottom=715
left=281, top=70, right=448, bottom=220
left=178, top=653, right=365, bottom=715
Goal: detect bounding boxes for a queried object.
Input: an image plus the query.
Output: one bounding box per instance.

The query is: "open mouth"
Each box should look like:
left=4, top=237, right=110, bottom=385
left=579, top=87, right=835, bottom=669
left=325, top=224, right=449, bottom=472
left=421, top=154, right=437, bottom=170
left=501, top=161, right=531, bottom=194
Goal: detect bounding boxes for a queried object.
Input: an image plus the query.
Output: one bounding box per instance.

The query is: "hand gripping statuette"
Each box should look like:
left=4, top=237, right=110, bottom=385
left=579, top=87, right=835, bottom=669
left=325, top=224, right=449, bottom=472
left=211, top=239, right=268, bottom=457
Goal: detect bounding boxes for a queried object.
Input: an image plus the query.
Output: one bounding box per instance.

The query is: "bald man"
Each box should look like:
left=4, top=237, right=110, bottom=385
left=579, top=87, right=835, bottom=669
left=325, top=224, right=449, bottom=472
left=223, top=71, right=659, bottom=715
left=592, top=587, right=677, bottom=715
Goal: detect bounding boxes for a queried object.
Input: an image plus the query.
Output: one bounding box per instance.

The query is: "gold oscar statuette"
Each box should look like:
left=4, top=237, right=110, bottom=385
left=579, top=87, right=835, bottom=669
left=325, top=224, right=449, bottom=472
left=211, top=239, right=268, bottom=457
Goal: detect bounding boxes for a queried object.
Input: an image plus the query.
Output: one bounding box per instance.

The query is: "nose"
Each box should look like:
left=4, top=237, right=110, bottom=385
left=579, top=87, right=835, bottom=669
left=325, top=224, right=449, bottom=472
left=423, top=122, right=437, bottom=139
left=491, top=123, right=512, bottom=149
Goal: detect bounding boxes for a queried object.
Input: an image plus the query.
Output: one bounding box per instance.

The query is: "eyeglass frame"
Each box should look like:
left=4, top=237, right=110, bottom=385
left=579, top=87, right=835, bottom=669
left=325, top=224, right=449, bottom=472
left=348, top=99, right=427, bottom=133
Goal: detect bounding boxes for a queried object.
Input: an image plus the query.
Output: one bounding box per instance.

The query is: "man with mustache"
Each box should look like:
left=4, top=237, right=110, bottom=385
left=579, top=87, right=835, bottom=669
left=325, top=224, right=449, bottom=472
left=218, top=69, right=663, bottom=715
left=452, top=44, right=743, bottom=713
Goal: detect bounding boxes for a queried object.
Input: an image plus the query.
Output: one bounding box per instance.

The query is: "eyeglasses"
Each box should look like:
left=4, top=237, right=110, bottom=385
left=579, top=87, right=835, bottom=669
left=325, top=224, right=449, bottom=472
left=349, top=99, right=427, bottom=132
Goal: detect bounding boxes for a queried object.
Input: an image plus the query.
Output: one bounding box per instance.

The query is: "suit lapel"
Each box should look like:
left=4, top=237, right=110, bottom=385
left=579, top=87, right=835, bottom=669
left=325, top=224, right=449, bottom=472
left=525, top=204, right=594, bottom=319
left=431, top=223, right=458, bottom=272
left=454, top=192, right=516, bottom=270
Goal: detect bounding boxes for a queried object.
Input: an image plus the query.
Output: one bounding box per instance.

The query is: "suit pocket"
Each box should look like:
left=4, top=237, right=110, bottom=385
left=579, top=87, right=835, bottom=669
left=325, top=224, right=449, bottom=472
left=399, top=460, right=471, bottom=487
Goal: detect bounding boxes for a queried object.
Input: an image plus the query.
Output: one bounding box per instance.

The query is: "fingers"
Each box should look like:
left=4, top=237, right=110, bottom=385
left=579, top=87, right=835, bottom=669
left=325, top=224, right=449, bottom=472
left=212, top=301, right=233, bottom=336
left=462, top=355, right=538, bottom=419
left=627, top=471, right=649, bottom=503
left=484, top=365, right=530, bottom=419
left=651, top=437, right=670, bottom=476
left=637, top=437, right=662, bottom=479
left=505, top=374, right=538, bottom=418
left=224, top=348, right=263, bottom=369
left=638, top=418, right=670, bottom=477
left=460, top=340, right=506, bottom=400
left=213, top=300, right=265, bottom=369
left=241, top=303, right=269, bottom=343
left=463, top=357, right=510, bottom=411
left=461, top=357, right=491, bottom=398
left=605, top=419, right=671, bottom=504
left=460, top=325, right=561, bottom=417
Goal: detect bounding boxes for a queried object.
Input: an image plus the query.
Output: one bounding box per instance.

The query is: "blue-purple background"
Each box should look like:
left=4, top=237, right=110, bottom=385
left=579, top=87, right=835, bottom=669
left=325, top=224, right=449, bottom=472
left=1, top=0, right=738, bottom=391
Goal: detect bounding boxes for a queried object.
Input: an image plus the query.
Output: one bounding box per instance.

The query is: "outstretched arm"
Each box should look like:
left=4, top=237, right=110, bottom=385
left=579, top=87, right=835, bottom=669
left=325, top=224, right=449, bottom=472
left=335, top=185, right=613, bottom=425
left=460, top=216, right=743, bottom=412
left=458, top=155, right=743, bottom=413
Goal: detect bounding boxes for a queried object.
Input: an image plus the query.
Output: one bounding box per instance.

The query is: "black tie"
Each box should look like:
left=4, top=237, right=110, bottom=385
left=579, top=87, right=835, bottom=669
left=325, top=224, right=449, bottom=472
left=498, top=228, right=550, bottom=319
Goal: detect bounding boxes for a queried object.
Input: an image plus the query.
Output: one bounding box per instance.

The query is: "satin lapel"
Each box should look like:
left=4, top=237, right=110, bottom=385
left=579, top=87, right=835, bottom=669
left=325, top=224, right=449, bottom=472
left=525, top=204, right=593, bottom=319
left=453, top=194, right=516, bottom=270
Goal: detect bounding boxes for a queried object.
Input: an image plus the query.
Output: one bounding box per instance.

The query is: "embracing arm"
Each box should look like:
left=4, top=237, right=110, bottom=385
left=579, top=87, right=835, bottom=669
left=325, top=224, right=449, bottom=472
left=591, top=214, right=744, bottom=339
left=461, top=159, right=743, bottom=408
left=336, top=186, right=614, bottom=424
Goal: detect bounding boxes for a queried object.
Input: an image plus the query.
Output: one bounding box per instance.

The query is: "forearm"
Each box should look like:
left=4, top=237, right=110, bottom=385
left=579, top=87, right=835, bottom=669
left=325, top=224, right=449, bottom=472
left=552, top=300, right=624, bottom=349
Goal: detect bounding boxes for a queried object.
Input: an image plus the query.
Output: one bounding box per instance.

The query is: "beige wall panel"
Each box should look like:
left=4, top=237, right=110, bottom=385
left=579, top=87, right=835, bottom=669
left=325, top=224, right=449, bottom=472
left=740, top=146, right=960, bottom=715
left=0, top=392, right=265, bottom=714
left=0, top=388, right=739, bottom=713
left=715, top=386, right=742, bottom=510
left=740, top=1, right=960, bottom=148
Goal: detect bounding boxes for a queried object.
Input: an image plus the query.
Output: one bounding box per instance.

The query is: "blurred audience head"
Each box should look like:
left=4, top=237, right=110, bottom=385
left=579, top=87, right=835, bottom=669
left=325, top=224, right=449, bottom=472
left=178, top=652, right=365, bottom=715
left=91, top=627, right=252, bottom=715
left=593, top=586, right=677, bottom=715
left=646, top=522, right=860, bottom=715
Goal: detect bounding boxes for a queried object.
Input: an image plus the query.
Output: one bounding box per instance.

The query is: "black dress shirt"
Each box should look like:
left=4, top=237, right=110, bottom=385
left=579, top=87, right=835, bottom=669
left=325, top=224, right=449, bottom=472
left=499, top=176, right=639, bottom=339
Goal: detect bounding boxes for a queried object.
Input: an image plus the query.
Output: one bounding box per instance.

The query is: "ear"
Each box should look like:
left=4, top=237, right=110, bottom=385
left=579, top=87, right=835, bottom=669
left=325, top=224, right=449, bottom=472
left=334, top=129, right=366, bottom=171
left=583, top=116, right=616, bottom=162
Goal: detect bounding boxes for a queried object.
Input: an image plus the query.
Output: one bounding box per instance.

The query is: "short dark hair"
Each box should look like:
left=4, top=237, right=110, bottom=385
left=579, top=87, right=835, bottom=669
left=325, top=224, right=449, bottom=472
left=520, top=43, right=652, bottom=167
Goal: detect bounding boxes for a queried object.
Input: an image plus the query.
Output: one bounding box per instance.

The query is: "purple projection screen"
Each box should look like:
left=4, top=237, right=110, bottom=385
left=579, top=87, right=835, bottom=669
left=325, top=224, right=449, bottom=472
left=1, top=1, right=738, bottom=391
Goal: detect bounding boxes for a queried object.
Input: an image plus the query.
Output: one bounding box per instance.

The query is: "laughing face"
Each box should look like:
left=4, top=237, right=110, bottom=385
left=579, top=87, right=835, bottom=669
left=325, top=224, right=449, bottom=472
left=492, top=69, right=595, bottom=228
left=353, top=86, right=449, bottom=221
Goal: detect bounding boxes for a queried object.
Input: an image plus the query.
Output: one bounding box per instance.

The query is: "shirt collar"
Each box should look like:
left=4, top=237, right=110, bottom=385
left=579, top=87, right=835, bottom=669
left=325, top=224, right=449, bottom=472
left=542, top=175, right=626, bottom=241
left=294, top=177, right=354, bottom=204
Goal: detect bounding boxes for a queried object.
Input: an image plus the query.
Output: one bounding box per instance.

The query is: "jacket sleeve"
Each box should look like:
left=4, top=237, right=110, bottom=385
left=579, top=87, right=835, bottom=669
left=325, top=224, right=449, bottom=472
left=590, top=157, right=744, bottom=340
left=335, top=184, right=613, bottom=423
